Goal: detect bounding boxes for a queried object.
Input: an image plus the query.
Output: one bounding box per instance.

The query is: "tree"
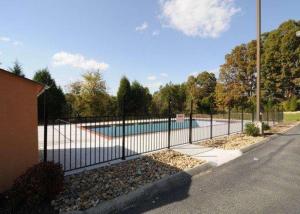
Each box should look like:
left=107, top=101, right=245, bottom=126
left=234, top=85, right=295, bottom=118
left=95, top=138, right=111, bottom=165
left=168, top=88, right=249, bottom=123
left=262, top=20, right=300, bottom=103
left=219, top=20, right=300, bottom=111
left=215, top=82, right=227, bottom=111
left=282, top=96, right=298, bottom=111
left=9, top=60, right=25, bottom=77
left=33, top=68, right=66, bottom=120
left=106, top=96, right=118, bottom=115
left=130, top=81, right=152, bottom=114
left=117, top=76, right=132, bottom=114
left=116, top=77, right=152, bottom=115
left=80, top=71, right=108, bottom=116
left=186, top=72, right=217, bottom=113
left=151, top=83, right=186, bottom=115
left=219, top=42, right=257, bottom=110
left=66, top=71, right=110, bottom=116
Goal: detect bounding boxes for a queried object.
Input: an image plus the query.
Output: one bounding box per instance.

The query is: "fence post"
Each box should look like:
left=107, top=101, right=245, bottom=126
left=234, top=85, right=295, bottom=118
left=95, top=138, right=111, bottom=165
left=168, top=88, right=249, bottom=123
left=189, top=100, right=193, bottom=144
left=279, top=107, right=282, bottom=122
left=122, top=99, right=126, bottom=160
left=279, top=107, right=281, bottom=122
left=267, top=110, right=269, bottom=125
left=168, top=99, right=171, bottom=149
left=210, top=109, right=213, bottom=139
left=278, top=107, right=281, bottom=122
left=43, top=90, right=48, bottom=162
left=272, top=108, right=275, bottom=125
left=274, top=107, right=277, bottom=123
left=276, top=106, right=279, bottom=123
left=241, top=107, right=244, bottom=133
left=228, top=107, right=231, bottom=135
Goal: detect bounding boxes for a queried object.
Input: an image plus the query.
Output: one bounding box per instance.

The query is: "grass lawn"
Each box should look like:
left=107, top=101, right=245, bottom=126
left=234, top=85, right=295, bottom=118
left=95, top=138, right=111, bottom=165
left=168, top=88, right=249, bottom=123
left=284, top=112, right=300, bottom=122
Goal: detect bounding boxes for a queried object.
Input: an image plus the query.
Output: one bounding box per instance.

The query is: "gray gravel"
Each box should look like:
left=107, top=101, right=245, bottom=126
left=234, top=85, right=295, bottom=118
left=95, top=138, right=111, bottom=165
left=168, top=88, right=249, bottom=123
left=52, top=150, right=202, bottom=212
left=122, top=124, right=300, bottom=214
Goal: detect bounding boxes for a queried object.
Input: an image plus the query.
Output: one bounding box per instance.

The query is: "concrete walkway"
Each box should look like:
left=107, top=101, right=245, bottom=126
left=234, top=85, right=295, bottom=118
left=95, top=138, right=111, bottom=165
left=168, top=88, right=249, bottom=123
left=173, top=144, right=242, bottom=166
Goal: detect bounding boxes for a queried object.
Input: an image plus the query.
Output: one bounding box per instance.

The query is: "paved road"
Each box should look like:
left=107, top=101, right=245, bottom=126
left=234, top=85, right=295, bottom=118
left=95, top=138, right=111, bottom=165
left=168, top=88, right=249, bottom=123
left=122, top=124, right=300, bottom=214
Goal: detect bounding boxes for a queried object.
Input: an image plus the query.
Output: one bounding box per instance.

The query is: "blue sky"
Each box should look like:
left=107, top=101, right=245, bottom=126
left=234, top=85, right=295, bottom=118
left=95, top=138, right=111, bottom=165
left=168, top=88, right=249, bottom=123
left=0, top=0, right=300, bottom=95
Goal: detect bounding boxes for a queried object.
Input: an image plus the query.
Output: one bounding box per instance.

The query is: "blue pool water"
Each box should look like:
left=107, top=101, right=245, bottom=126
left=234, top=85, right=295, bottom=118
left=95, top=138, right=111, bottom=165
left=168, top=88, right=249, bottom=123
left=87, top=119, right=224, bottom=137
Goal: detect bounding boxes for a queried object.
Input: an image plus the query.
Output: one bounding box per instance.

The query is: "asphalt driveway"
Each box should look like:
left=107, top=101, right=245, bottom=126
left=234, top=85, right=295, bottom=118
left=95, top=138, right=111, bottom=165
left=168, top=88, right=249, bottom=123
left=122, top=124, right=300, bottom=214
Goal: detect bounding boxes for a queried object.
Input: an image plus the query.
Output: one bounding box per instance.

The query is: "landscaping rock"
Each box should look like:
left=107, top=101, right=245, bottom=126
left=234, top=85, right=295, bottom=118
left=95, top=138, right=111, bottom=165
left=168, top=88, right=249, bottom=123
left=199, top=122, right=297, bottom=150
left=52, top=150, right=203, bottom=212
left=200, top=134, right=264, bottom=150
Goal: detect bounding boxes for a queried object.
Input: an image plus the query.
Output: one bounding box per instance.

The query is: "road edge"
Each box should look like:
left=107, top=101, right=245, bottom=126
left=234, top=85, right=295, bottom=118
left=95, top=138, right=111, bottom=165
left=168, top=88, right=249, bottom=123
left=240, top=123, right=299, bottom=153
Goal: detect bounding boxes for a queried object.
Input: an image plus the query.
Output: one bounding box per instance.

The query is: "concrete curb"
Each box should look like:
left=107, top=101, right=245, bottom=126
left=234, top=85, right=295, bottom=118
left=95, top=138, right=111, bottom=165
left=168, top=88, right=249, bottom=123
left=240, top=123, right=299, bottom=153
left=66, top=162, right=212, bottom=214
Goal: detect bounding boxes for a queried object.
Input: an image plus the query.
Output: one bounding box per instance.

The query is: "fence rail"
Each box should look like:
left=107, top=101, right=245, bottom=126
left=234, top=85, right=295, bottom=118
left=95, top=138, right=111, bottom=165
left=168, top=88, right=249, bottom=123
left=39, top=109, right=283, bottom=172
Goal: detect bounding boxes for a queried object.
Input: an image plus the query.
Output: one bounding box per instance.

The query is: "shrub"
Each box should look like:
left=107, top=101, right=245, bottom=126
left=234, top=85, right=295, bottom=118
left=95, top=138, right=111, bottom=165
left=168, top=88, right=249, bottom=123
left=245, top=123, right=260, bottom=136
left=283, top=96, right=298, bottom=111
left=262, top=122, right=270, bottom=131
left=9, top=162, right=64, bottom=211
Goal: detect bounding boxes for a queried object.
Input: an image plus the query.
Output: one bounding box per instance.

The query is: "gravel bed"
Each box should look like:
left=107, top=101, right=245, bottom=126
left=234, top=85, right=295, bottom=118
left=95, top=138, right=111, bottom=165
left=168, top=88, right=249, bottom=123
left=52, top=150, right=203, bottom=212
left=199, top=122, right=297, bottom=150
left=199, top=134, right=264, bottom=150
left=265, top=122, right=298, bottom=134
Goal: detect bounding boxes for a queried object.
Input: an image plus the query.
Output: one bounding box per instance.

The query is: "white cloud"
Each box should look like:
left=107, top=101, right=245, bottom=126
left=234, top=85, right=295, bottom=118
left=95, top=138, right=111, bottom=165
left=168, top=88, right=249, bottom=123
left=147, top=75, right=157, bottom=81
left=135, top=22, right=148, bottom=32
left=145, top=81, right=163, bottom=92
left=52, top=51, right=109, bottom=71
left=12, top=41, right=22, bottom=46
left=152, top=30, right=160, bottom=36
left=160, top=0, right=240, bottom=38
left=189, top=71, right=198, bottom=77
left=0, top=37, right=11, bottom=42
left=189, top=67, right=220, bottom=77
left=208, top=67, right=220, bottom=76
left=160, top=72, right=168, bottom=77
left=0, top=36, right=23, bottom=46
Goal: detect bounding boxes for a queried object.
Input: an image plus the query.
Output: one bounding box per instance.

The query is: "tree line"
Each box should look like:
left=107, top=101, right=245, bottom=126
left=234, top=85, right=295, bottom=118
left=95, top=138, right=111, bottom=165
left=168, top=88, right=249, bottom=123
left=217, top=20, right=300, bottom=112
left=6, top=19, right=300, bottom=119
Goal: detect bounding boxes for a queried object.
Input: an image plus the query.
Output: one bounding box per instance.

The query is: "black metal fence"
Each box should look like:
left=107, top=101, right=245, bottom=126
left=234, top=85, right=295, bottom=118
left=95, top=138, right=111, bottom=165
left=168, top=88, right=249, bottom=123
left=39, top=106, right=283, bottom=172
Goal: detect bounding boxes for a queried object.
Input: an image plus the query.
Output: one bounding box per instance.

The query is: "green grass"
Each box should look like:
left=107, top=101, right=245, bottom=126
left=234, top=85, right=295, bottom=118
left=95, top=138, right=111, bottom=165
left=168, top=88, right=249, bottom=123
left=284, top=112, right=300, bottom=122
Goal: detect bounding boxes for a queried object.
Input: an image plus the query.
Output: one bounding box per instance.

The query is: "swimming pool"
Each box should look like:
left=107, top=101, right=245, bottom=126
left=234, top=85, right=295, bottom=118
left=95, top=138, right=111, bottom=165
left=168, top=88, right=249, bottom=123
left=86, top=119, right=224, bottom=137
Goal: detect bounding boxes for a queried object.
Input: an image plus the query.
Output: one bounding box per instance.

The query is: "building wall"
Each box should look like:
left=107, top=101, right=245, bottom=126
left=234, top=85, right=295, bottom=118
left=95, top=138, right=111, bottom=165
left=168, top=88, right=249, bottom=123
left=0, top=71, right=42, bottom=192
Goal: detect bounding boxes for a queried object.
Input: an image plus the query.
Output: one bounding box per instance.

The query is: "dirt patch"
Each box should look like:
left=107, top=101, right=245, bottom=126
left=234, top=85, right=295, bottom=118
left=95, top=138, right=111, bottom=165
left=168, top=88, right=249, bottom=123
left=52, top=150, right=203, bottom=212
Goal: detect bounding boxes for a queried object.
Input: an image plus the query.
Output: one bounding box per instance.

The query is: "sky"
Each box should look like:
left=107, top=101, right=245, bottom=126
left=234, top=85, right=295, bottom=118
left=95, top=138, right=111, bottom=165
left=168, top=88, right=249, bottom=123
left=0, top=0, right=300, bottom=95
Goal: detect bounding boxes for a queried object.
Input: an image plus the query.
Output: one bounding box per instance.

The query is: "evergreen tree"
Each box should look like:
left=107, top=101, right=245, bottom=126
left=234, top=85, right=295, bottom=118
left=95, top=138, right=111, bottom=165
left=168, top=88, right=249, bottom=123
left=130, top=81, right=152, bottom=114
left=9, top=60, right=25, bottom=77
left=33, top=68, right=66, bottom=120
left=117, top=76, right=132, bottom=114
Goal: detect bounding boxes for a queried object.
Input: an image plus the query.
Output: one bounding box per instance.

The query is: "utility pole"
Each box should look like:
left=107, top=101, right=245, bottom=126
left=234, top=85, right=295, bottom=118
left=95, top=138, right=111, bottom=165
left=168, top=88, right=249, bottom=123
left=256, top=0, right=261, bottom=124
